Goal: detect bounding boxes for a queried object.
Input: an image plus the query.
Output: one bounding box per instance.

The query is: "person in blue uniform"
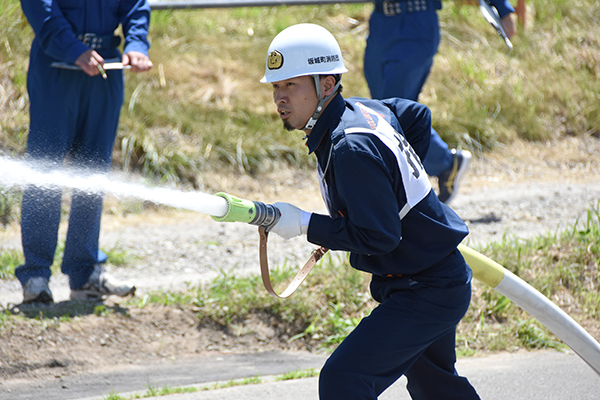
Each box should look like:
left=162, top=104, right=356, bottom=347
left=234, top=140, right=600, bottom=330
left=263, top=23, right=480, bottom=399
left=17, top=0, right=153, bottom=304
left=364, top=0, right=516, bottom=203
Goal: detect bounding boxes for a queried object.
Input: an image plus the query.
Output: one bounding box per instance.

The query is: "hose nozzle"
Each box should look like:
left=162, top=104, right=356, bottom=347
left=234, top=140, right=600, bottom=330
left=211, top=192, right=280, bottom=229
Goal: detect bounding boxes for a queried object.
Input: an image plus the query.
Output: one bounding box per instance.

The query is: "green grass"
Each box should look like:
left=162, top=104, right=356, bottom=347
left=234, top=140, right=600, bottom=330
left=129, top=251, right=373, bottom=348
left=0, top=187, right=21, bottom=226
left=0, top=237, right=132, bottom=280
left=102, top=375, right=265, bottom=399
left=140, top=383, right=202, bottom=397
left=458, top=206, right=600, bottom=353
left=102, top=369, right=318, bottom=400
left=103, top=391, right=127, bottom=400
left=276, top=367, right=320, bottom=380
left=0, top=247, right=23, bottom=280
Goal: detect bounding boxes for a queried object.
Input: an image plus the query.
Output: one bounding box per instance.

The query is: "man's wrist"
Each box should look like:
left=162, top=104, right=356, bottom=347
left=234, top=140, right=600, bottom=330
left=301, top=211, right=312, bottom=234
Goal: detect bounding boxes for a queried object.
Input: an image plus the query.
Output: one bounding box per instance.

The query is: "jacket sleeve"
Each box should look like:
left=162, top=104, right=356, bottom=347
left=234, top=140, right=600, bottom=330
left=381, top=98, right=431, bottom=162
left=119, top=0, right=151, bottom=55
left=20, top=0, right=89, bottom=63
left=488, top=0, right=515, bottom=18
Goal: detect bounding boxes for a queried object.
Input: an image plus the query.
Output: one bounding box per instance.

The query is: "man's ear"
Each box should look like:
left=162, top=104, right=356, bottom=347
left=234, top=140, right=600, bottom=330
left=321, top=75, right=337, bottom=98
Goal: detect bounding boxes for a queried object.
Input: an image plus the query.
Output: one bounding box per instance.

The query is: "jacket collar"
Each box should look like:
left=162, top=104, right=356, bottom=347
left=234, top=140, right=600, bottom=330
left=305, top=94, right=345, bottom=154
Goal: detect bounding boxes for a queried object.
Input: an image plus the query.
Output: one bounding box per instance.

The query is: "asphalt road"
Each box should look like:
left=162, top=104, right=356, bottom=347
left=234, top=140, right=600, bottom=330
left=3, top=349, right=599, bottom=400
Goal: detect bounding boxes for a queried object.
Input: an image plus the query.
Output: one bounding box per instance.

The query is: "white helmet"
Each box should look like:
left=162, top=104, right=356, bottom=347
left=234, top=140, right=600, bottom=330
left=260, top=23, right=348, bottom=83
left=261, top=24, right=348, bottom=129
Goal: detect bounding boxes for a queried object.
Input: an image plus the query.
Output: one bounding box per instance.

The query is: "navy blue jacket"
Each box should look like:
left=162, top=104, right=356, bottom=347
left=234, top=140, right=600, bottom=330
left=306, top=95, right=470, bottom=300
left=21, top=0, right=150, bottom=64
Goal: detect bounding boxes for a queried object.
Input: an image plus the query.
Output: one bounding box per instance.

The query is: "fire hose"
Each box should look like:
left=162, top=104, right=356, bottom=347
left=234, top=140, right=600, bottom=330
left=211, top=192, right=600, bottom=375
left=210, top=192, right=328, bottom=298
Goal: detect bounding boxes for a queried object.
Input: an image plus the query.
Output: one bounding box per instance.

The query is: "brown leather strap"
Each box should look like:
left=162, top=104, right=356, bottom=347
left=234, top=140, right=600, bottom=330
left=258, top=226, right=329, bottom=298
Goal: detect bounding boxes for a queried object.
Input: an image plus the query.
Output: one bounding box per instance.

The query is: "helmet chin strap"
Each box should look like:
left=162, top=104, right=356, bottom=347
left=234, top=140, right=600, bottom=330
left=303, top=75, right=341, bottom=131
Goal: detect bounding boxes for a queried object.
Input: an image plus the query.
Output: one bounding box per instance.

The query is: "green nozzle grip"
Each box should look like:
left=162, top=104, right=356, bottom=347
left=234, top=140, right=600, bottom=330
left=211, top=192, right=257, bottom=223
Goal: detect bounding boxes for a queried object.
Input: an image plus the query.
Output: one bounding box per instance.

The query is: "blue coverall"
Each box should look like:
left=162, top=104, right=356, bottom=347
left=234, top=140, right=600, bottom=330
left=16, top=0, right=150, bottom=290
left=364, top=0, right=515, bottom=177
left=306, top=94, right=479, bottom=399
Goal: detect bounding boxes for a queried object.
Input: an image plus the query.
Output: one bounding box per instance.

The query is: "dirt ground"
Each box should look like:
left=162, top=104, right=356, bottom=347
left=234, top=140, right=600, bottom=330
left=1, top=136, right=600, bottom=393
left=0, top=302, right=310, bottom=383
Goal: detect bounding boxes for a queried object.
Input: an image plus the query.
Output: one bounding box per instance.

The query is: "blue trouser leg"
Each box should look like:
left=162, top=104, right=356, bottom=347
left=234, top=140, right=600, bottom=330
left=422, top=128, right=452, bottom=177
left=364, top=9, right=452, bottom=177
left=62, top=189, right=109, bottom=289
left=61, top=69, right=123, bottom=289
left=405, top=329, right=480, bottom=399
left=16, top=55, right=123, bottom=289
left=318, top=281, right=478, bottom=400
left=17, top=185, right=63, bottom=285
left=15, top=63, right=77, bottom=286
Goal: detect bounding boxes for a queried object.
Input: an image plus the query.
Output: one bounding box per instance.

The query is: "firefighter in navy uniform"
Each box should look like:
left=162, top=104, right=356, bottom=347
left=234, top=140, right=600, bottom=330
left=263, top=23, right=480, bottom=399
left=17, top=0, right=152, bottom=303
left=364, top=0, right=516, bottom=204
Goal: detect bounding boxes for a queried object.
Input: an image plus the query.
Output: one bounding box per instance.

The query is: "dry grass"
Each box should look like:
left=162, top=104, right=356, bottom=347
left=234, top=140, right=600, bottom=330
left=1, top=0, right=599, bottom=182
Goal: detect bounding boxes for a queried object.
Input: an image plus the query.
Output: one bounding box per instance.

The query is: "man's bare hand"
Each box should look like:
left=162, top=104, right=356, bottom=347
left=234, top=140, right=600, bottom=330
left=122, top=51, right=153, bottom=73
left=75, top=49, right=104, bottom=77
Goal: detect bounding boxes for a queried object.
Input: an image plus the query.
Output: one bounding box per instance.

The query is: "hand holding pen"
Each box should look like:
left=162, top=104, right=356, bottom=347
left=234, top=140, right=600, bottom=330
left=75, top=49, right=106, bottom=78
left=97, top=63, right=107, bottom=79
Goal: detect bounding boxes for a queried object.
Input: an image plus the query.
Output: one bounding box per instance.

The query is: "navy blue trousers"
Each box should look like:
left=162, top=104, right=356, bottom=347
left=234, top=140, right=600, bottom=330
left=319, top=277, right=480, bottom=399
left=16, top=48, right=124, bottom=290
left=364, top=5, right=453, bottom=177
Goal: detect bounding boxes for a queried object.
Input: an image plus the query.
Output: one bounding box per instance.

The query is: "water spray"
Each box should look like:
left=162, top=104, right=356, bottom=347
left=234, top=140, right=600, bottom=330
left=0, top=157, right=281, bottom=227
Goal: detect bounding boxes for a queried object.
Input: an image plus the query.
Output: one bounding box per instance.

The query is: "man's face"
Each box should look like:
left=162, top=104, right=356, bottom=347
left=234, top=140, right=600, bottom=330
left=271, top=76, right=318, bottom=132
